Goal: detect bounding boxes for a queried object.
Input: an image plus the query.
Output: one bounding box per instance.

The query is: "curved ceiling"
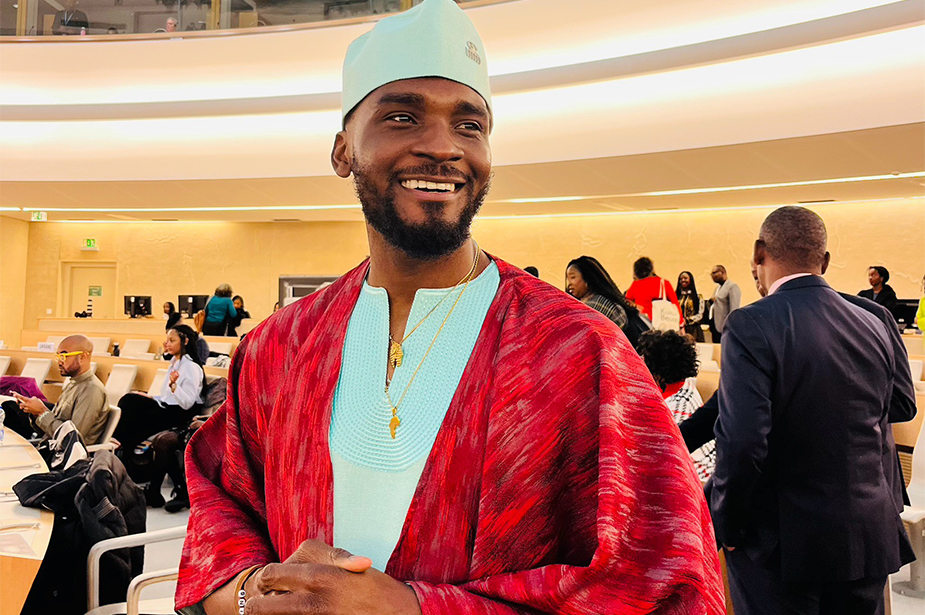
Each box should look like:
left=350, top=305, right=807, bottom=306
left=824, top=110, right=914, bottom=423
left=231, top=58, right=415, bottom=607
left=0, top=0, right=923, bottom=219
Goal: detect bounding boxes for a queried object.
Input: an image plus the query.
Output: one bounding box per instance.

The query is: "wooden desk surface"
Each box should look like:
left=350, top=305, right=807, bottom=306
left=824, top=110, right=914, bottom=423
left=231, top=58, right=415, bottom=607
left=0, top=431, right=54, bottom=615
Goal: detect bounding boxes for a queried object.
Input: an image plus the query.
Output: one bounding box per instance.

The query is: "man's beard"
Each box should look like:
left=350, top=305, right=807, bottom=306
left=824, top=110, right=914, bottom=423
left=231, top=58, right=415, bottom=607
left=352, top=157, right=490, bottom=261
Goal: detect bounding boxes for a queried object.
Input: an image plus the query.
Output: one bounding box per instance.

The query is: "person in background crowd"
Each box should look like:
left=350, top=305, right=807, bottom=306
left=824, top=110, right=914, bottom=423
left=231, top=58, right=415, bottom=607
left=523, top=266, right=539, bottom=277
left=115, top=325, right=204, bottom=505
left=677, top=271, right=704, bottom=341
left=566, top=256, right=649, bottom=347
left=636, top=330, right=714, bottom=480
left=52, top=0, right=89, bottom=35
left=707, top=265, right=740, bottom=343
left=176, top=2, right=724, bottom=613
left=202, top=283, right=237, bottom=336
left=107, top=27, right=118, bottom=34
left=3, top=335, right=109, bottom=445
left=165, top=16, right=178, bottom=32
left=164, top=302, right=182, bottom=331
left=918, top=274, right=925, bottom=331
left=272, top=301, right=280, bottom=313
left=859, top=265, right=899, bottom=320
left=713, top=206, right=915, bottom=615
left=226, top=295, right=251, bottom=337
left=626, top=257, right=682, bottom=326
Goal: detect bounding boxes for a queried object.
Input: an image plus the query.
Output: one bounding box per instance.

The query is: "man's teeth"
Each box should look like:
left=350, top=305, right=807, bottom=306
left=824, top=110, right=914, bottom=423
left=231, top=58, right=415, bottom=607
left=401, top=179, right=456, bottom=192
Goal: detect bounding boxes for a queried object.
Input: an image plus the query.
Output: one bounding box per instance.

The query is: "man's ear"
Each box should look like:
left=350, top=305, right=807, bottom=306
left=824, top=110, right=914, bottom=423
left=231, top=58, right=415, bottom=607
left=331, top=131, right=352, bottom=179
left=753, top=239, right=767, bottom=265
left=821, top=251, right=831, bottom=275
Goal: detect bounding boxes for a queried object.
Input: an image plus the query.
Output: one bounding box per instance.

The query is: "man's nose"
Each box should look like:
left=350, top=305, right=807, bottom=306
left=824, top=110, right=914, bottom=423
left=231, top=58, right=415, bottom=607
left=410, top=122, right=464, bottom=163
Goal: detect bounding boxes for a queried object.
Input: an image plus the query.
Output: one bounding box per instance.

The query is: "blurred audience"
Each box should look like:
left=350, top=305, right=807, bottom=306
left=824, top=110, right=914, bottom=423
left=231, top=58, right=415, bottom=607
left=2, top=335, right=108, bottom=444
left=858, top=265, right=898, bottom=320
left=566, top=256, right=650, bottom=347
left=52, top=0, right=89, bottom=35
left=227, top=295, right=250, bottom=337
left=202, top=284, right=237, bottom=336
left=164, top=301, right=182, bottom=330
left=918, top=274, right=925, bottom=330
left=626, top=257, right=681, bottom=329
left=636, top=330, right=714, bottom=480
left=114, top=325, right=205, bottom=504
left=676, top=271, right=704, bottom=342
left=707, top=265, right=741, bottom=343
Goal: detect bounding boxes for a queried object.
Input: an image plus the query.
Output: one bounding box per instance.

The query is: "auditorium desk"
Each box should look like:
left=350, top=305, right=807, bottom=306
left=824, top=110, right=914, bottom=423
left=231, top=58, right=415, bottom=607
left=0, top=349, right=229, bottom=402
left=37, top=316, right=256, bottom=337
left=0, top=431, right=54, bottom=615
left=20, top=329, right=241, bottom=358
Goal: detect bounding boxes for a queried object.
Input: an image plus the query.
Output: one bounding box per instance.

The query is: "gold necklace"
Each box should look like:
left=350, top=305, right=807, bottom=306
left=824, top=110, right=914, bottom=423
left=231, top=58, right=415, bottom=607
left=387, top=241, right=480, bottom=369
left=384, top=246, right=481, bottom=439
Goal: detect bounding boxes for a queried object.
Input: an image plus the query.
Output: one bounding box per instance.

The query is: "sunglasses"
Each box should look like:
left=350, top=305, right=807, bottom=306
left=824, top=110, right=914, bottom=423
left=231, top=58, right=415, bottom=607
left=55, top=351, right=85, bottom=361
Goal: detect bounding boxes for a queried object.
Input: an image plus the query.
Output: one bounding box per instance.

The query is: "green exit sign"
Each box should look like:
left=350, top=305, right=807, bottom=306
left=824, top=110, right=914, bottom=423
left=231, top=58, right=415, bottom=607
left=82, top=238, right=98, bottom=251
left=31, top=211, right=47, bottom=222
left=88, top=286, right=102, bottom=297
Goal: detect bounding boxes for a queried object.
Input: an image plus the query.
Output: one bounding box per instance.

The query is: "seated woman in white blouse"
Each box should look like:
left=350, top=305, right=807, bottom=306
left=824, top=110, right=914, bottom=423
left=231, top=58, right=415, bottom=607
left=113, top=324, right=205, bottom=474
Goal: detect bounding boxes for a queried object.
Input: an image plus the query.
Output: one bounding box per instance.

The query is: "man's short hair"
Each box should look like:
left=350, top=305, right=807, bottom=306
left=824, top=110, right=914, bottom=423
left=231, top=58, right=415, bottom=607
left=758, top=206, right=827, bottom=270
left=712, top=265, right=726, bottom=274
left=869, top=265, right=890, bottom=284
left=633, top=257, right=654, bottom=280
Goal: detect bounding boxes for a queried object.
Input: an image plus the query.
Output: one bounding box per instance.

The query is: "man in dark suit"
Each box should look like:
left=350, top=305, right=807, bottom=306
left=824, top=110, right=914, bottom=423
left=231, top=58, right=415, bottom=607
left=711, top=206, right=916, bottom=615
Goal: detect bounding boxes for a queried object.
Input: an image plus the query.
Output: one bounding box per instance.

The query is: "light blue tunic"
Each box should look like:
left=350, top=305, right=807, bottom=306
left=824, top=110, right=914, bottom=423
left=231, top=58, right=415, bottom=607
left=329, top=261, right=499, bottom=571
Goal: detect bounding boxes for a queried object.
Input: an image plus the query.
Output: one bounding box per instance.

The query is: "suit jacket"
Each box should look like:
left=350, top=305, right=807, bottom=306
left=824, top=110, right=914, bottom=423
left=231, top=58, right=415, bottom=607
left=858, top=284, right=899, bottom=319
left=839, top=293, right=915, bottom=508
left=711, top=275, right=914, bottom=583
left=711, top=280, right=741, bottom=332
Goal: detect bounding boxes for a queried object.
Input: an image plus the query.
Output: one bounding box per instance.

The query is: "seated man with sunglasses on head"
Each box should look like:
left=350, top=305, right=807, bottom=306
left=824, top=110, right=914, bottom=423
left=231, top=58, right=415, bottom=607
left=3, top=335, right=109, bottom=445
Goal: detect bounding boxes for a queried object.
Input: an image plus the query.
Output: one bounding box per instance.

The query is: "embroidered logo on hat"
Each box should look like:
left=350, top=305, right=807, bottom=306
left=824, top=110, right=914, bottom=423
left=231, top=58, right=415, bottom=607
left=466, top=41, right=481, bottom=65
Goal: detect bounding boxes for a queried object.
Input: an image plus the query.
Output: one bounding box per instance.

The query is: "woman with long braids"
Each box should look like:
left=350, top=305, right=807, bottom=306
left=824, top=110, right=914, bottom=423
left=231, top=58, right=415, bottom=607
left=676, top=271, right=704, bottom=341
left=113, top=325, right=205, bottom=503
left=566, top=256, right=650, bottom=346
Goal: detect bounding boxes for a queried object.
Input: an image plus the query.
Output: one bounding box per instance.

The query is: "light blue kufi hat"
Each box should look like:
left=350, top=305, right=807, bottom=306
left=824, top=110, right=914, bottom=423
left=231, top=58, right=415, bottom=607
left=341, top=0, right=491, bottom=124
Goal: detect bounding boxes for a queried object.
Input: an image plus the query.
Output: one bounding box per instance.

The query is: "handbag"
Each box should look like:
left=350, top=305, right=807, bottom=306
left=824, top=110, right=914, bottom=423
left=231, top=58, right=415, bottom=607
left=651, top=279, right=681, bottom=332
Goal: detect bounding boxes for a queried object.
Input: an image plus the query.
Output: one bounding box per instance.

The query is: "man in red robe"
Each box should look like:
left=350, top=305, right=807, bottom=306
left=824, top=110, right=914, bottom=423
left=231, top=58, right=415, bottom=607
left=176, top=1, right=724, bottom=613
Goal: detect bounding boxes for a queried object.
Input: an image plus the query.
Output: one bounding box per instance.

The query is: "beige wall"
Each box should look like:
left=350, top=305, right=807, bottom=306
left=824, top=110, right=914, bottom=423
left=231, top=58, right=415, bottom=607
left=14, top=198, right=925, bottom=334
left=0, top=216, right=30, bottom=348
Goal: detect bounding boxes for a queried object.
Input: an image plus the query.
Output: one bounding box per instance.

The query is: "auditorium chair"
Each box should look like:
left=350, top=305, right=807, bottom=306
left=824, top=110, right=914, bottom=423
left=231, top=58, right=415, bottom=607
left=86, top=406, right=121, bottom=454
left=210, top=341, right=233, bottom=356
left=105, top=365, right=138, bottom=411
left=88, top=337, right=112, bottom=355
left=20, top=357, right=52, bottom=388
left=121, top=339, right=151, bottom=358
left=895, top=409, right=925, bottom=598
left=147, top=369, right=168, bottom=396
left=0, top=355, right=10, bottom=376
left=45, top=335, right=66, bottom=348
left=86, top=525, right=186, bottom=615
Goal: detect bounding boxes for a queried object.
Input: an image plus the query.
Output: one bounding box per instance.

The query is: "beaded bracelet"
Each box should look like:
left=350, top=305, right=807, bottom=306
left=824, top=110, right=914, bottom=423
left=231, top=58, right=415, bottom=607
left=234, top=565, right=263, bottom=615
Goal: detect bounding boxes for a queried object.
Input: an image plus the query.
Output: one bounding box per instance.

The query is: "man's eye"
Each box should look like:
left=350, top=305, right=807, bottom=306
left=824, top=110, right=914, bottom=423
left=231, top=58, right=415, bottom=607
left=459, top=121, right=483, bottom=131
left=388, top=114, right=414, bottom=123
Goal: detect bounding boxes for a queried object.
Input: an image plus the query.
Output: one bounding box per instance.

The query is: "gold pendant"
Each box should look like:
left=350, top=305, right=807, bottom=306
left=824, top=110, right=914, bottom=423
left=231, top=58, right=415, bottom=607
left=389, top=408, right=401, bottom=439
left=388, top=339, right=404, bottom=369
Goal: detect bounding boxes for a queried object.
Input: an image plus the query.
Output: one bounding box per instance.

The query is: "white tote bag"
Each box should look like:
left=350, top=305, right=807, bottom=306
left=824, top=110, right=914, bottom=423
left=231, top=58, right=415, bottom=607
left=651, top=279, right=681, bottom=332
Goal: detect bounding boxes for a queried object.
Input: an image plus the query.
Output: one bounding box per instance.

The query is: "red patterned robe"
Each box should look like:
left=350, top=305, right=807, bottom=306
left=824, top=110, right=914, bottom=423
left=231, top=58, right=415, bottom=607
left=176, top=258, right=725, bottom=614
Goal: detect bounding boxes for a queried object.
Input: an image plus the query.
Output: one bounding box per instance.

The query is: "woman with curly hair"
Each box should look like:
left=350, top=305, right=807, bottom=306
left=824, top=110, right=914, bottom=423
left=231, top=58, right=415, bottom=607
left=636, top=329, right=714, bottom=480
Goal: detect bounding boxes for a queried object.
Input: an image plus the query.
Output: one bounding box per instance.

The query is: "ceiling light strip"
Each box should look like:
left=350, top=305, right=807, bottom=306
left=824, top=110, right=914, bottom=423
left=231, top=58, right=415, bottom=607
left=19, top=204, right=361, bottom=213
left=501, top=172, right=925, bottom=203
left=478, top=195, right=924, bottom=220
